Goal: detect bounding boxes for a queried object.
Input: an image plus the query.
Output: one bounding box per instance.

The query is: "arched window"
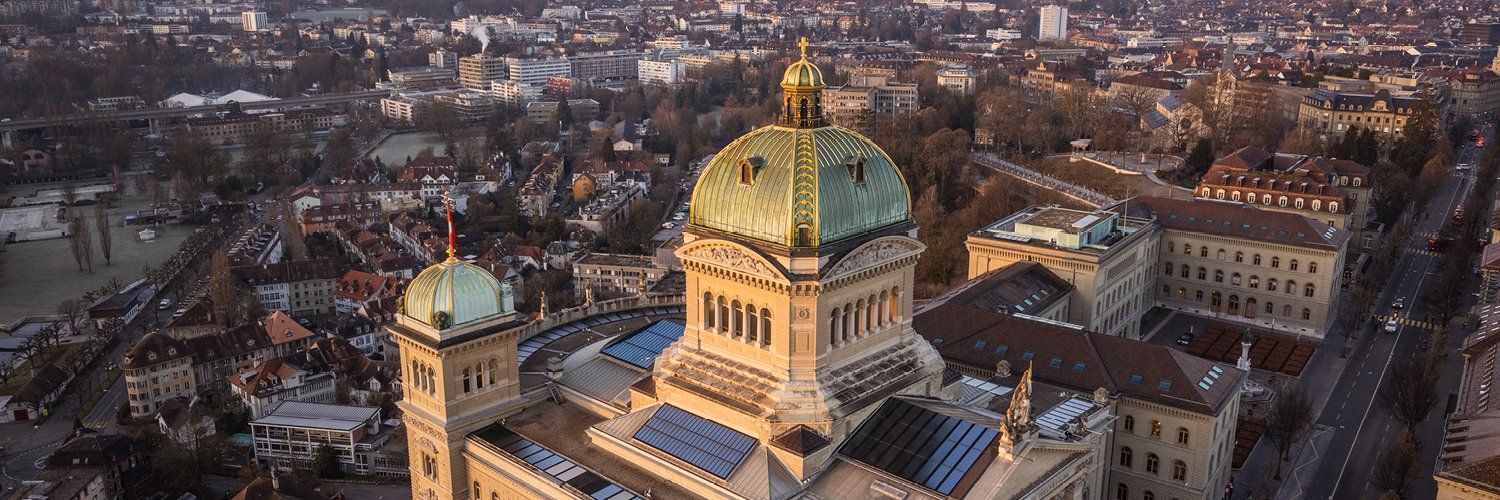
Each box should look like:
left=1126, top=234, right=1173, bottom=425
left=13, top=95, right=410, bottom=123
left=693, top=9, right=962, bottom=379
left=1144, top=492, right=1156, bottom=500
left=1117, top=483, right=1129, bottom=500
left=1302, top=308, right=1312, bottom=320
left=747, top=306, right=759, bottom=343
left=1279, top=196, right=1288, bottom=207
left=1216, top=249, right=1225, bottom=260
left=717, top=296, right=729, bottom=332
left=1309, top=262, right=1318, bottom=274
left=1146, top=453, right=1160, bottom=474
left=1253, top=254, right=1262, bottom=265
left=1246, top=298, right=1258, bottom=317
left=1311, top=199, right=1322, bottom=211
left=1266, top=301, right=1275, bottom=314
left=1295, top=198, right=1305, bottom=209
left=1177, top=427, right=1190, bottom=445
left=1305, top=283, right=1315, bottom=297
left=878, top=291, right=889, bottom=326
left=475, top=363, right=485, bottom=389
left=1177, top=287, right=1186, bottom=298
left=738, top=159, right=755, bottom=185
left=474, top=482, right=481, bottom=500
left=761, top=308, right=771, bottom=346
left=1120, top=447, right=1134, bottom=467
left=1183, top=244, right=1192, bottom=255
left=866, top=294, right=878, bottom=333
left=427, top=366, right=435, bottom=394
left=829, top=308, right=841, bottom=346
left=1164, top=262, right=1174, bottom=275
left=854, top=299, right=866, bottom=337
left=1231, top=191, right=1241, bottom=201
left=1215, top=189, right=1225, bottom=199
left=1200, top=247, right=1208, bottom=257
left=842, top=306, right=853, bottom=343
left=1200, top=188, right=1211, bottom=197
left=1247, top=192, right=1258, bottom=204
left=1286, top=280, right=1296, bottom=294
left=1231, top=273, right=1241, bottom=286
left=1284, top=304, right=1292, bottom=316
left=1124, top=415, right=1135, bottom=432
left=1214, top=270, right=1224, bottom=283
left=1234, top=251, right=1244, bottom=263
left=1352, top=177, right=1361, bottom=187
left=1167, top=241, right=1175, bottom=252
left=882, top=286, right=894, bottom=321
left=1267, top=278, right=1278, bottom=291
left=1289, top=259, right=1299, bottom=271
left=1249, top=275, right=1260, bottom=288
left=1173, top=460, right=1188, bottom=481
left=1197, top=267, right=1207, bottom=280
left=1180, top=266, right=1189, bottom=278
left=1271, top=257, right=1280, bottom=268
left=1150, top=420, right=1162, bottom=437
left=731, top=300, right=744, bottom=337
left=1330, top=201, right=1339, bottom=213
left=703, top=292, right=715, bottom=329
left=1263, top=195, right=1272, bottom=206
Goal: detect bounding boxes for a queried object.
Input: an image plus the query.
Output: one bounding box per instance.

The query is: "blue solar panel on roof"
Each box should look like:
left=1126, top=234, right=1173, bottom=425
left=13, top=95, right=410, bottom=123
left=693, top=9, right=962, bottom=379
left=995, top=345, right=1007, bottom=354
left=600, top=320, right=686, bottom=369
left=1129, top=374, right=1143, bottom=383
left=486, top=427, right=641, bottom=500
left=839, top=398, right=1001, bottom=496
left=633, top=404, right=755, bottom=479
left=1022, top=351, right=1034, bottom=360
left=1049, top=358, right=1062, bottom=367
left=974, top=341, right=986, bottom=350
left=1159, top=380, right=1173, bottom=390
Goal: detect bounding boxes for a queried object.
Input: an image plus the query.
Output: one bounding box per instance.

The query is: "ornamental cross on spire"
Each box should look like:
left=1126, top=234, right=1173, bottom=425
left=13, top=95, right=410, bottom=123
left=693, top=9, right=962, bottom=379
left=798, top=37, right=809, bottom=60
left=443, top=190, right=456, bottom=262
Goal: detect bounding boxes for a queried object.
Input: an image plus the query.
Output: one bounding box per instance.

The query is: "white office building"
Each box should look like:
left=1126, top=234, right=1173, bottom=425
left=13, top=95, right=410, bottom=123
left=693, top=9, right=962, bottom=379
left=1039, top=4, right=1068, bottom=41
left=505, top=57, right=572, bottom=87
left=489, top=79, right=544, bottom=107
left=638, top=57, right=687, bottom=85
left=242, top=10, right=268, bottom=32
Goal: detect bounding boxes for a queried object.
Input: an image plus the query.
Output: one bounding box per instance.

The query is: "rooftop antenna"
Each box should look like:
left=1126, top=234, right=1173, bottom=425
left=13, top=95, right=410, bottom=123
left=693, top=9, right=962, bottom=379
left=443, top=190, right=457, bottom=262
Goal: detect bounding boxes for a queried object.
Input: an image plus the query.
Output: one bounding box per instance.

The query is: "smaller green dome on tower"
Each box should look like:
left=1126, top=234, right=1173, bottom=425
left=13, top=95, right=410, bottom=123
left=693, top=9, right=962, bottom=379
left=780, top=37, right=824, bottom=88
left=403, top=258, right=513, bottom=330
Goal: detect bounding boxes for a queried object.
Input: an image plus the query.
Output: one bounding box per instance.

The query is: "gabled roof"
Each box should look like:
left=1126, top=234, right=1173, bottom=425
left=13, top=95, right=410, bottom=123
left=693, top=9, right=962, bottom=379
left=262, top=311, right=315, bottom=346
left=914, top=302, right=1244, bottom=414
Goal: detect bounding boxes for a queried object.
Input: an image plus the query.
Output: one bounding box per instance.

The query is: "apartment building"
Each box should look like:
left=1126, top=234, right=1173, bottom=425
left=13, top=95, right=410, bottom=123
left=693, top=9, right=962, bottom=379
left=489, top=79, right=543, bottom=107
left=524, top=98, right=599, bottom=124
left=821, top=73, right=918, bottom=131
left=1298, top=88, right=1422, bottom=142
left=1451, top=70, right=1500, bottom=120
left=936, top=64, right=977, bottom=96
left=1194, top=147, right=1375, bottom=248
left=229, top=356, right=336, bottom=419
left=233, top=260, right=344, bottom=317
left=571, top=252, right=668, bottom=296
left=121, top=333, right=196, bottom=418
left=299, top=201, right=381, bottom=235
left=1038, top=4, right=1068, bottom=41
left=505, top=56, right=572, bottom=86
left=966, top=205, right=1160, bottom=339
left=458, top=54, right=504, bottom=90
left=387, top=66, right=457, bottom=87
left=568, top=49, right=640, bottom=82
left=1127, top=196, right=1348, bottom=338
left=638, top=57, right=686, bottom=85
left=250, top=401, right=405, bottom=476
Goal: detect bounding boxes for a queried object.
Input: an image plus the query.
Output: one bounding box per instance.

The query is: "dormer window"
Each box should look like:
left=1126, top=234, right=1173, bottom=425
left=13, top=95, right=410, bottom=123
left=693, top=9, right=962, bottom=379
left=847, top=154, right=868, bottom=184
left=167, top=348, right=176, bottom=356
left=738, top=157, right=764, bottom=186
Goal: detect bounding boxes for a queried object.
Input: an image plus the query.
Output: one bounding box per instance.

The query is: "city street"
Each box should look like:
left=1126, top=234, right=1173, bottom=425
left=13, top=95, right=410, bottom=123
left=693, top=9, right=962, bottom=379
left=1269, top=125, right=1494, bottom=499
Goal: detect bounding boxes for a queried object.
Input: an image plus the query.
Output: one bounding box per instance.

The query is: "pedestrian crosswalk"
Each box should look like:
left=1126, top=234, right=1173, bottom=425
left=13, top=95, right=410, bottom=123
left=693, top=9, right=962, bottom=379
left=1375, top=314, right=1442, bottom=331
left=1409, top=248, right=1442, bottom=257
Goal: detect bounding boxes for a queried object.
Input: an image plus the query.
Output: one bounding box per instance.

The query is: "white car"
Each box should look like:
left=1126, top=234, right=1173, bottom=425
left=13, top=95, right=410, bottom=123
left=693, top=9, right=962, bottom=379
left=1458, top=163, right=1473, bottom=170
left=1383, top=319, right=1399, bottom=334
left=1392, top=297, right=1404, bottom=309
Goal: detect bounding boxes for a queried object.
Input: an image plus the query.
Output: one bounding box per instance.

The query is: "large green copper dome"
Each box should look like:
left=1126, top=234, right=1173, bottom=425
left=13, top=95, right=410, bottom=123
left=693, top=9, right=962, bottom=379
left=688, top=125, right=911, bottom=248
left=689, top=38, right=910, bottom=249
left=403, top=258, right=513, bottom=330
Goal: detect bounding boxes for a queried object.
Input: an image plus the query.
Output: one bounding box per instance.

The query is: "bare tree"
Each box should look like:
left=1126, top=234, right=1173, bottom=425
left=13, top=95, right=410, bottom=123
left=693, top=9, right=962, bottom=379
left=57, top=299, right=88, bottom=339
left=67, top=214, right=89, bottom=272
left=94, top=202, right=112, bottom=265
left=280, top=199, right=306, bottom=261
left=1112, top=85, right=1160, bottom=119
left=1379, top=356, right=1440, bottom=435
left=1372, top=429, right=1417, bottom=494
left=1265, top=387, right=1314, bottom=480
left=209, top=249, right=241, bottom=327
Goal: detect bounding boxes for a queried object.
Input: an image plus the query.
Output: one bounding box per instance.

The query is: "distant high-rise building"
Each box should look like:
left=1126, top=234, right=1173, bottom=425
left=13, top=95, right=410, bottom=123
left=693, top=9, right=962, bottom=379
left=242, top=10, right=269, bottom=32
left=429, top=48, right=458, bottom=69
left=1038, top=4, right=1068, bottom=41
left=458, top=54, right=504, bottom=90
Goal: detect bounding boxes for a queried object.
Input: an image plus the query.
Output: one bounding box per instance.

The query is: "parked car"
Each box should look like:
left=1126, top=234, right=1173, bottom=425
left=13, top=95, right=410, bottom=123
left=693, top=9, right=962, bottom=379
left=158, top=298, right=173, bottom=310
left=1176, top=333, right=1194, bottom=346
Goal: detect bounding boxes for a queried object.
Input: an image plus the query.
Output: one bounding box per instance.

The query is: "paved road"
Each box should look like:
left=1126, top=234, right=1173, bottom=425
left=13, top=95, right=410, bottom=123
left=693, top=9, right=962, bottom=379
left=1301, top=123, right=1493, bottom=499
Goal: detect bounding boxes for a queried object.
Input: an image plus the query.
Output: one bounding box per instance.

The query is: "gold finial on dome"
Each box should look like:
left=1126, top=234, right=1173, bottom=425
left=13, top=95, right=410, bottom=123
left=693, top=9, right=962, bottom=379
left=798, top=36, right=809, bottom=60
left=442, top=190, right=457, bottom=263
